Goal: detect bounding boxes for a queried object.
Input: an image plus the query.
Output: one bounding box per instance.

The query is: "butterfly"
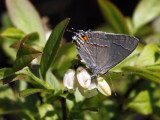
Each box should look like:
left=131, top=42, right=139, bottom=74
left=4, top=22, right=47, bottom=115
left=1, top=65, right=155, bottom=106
left=71, top=29, right=139, bottom=76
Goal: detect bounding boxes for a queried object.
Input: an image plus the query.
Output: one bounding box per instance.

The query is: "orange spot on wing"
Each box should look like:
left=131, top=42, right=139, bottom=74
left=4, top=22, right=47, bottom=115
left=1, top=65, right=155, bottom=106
left=81, top=36, right=88, bottom=41
left=83, top=36, right=88, bottom=40
left=81, top=37, right=85, bottom=41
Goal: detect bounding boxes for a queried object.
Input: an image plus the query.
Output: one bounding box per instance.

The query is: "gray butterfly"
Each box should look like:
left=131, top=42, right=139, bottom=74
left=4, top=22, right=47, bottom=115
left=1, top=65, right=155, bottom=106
left=72, top=30, right=139, bottom=76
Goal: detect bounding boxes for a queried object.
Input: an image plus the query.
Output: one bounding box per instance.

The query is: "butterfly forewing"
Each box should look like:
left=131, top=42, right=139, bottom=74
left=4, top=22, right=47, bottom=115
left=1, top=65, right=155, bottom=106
left=76, top=43, right=94, bottom=67
left=86, top=32, right=110, bottom=68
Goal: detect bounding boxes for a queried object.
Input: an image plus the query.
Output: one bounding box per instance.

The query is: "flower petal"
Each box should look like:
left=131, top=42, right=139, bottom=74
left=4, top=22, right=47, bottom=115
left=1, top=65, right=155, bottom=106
left=63, top=69, right=77, bottom=93
left=76, top=67, right=91, bottom=89
left=98, top=77, right=111, bottom=96
left=88, top=76, right=98, bottom=90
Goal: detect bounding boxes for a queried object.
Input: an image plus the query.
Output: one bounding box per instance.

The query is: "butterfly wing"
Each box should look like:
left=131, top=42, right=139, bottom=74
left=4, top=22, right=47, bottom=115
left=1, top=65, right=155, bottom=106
left=75, top=31, right=139, bottom=74
left=88, top=31, right=139, bottom=73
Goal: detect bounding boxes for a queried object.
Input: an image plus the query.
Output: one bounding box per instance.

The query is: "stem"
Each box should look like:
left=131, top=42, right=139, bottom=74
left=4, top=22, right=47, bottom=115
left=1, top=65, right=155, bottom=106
left=25, top=67, right=51, bottom=89
left=60, top=97, right=67, bottom=120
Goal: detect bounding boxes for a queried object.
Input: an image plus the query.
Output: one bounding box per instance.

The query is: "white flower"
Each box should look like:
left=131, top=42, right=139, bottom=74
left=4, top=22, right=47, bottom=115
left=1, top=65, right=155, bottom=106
left=63, top=67, right=111, bottom=98
left=78, top=76, right=98, bottom=98
left=76, top=67, right=91, bottom=89
left=98, top=77, right=111, bottom=96
left=63, top=69, right=77, bottom=93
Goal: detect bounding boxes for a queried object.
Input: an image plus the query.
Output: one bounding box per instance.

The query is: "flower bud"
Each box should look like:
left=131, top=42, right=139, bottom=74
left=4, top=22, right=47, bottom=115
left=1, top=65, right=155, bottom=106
left=76, top=67, right=91, bottom=89
left=88, top=76, right=98, bottom=90
left=98, top=77, right=111, bottom=96
left=63, top=69, right=77, bottom=93
left=78, top=76, right=98, bottom=98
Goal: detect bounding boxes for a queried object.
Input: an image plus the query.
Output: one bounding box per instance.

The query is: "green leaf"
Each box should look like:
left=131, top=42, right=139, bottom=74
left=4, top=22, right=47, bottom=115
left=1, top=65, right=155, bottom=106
left=0, top=68, right=14, bottom=80
left=10, top=32, right=40, bottom=50
left=60, top=92, right=75, bottom=101
left=152, top=16, right=160, bottom=33
left=98, top=0, right=130, bottom=34
left=10, top=41, right=21, bottom=50
left=6, top=0, right=46, bottom=44
left=102, top=71, right=133, bottom=82
left=38, top=103, right=58, bottom=120
left=1, top=37, right=18, bottom=60
left=0, top=27, right=26, bottom=40
left=143, top=65, right=160, bottom=71
left=43, top=90, right=62, bottom=103
left=133, top=0, right=160, bottom=32
left=126, top=17, right=134, bottom=35
left=134, top=25, right=154, bottom=38
left=51, top=43, right=77, bottom=77
left=13, top=34, right=42, bottom=71
left=66, top=99, right=74, bottom=111
left=0, top=73, right=28, bottom=85
left=81, top=107, right=99, bottom=113
left=0, top=68, right=28, bottom=85
left=74, top=89, right=85, bottom=103
left=46, top=70, right=60, bottom=90
left=144, top=33, right=160, bottom=45
left=19, top=88, right=48, bottom=97
left=26, top=32, right=40, bottom=44
left=122, top=66, right=160, bottom=84
left=0, top=86, right=38, bottom=120
left=40, top=18, right=70, bottom=79
left=0, top=85, right=15, bottom=100
left=52, top=43, right=74, bottom=64
left=136, top=44, right=160, bottom=66
left=0, top=97, right=36, bottom=120
left=128, top=91, right=152, bottom=115
left=153, top=99, right=160, bottom=115
left=0, top=99, right=22, bottom=115
left=20, top=67, right=51, bottom=89
left=1, top=13, right=13, bottom=31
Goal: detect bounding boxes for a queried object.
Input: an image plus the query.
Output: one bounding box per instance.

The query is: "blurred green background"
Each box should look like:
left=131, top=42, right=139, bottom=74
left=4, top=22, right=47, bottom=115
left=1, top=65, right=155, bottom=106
left=0, top=0, right=160, bottom=120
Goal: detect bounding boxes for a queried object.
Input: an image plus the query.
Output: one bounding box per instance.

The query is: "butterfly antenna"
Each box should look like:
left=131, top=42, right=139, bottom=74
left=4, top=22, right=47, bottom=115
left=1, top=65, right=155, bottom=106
left=108, top=73, right=117, bottom=96
left=66, top=29, right=77, bottom=34
left=72, top=28, right=85, bottom=33
left=71, top=27, right=80, bottom=32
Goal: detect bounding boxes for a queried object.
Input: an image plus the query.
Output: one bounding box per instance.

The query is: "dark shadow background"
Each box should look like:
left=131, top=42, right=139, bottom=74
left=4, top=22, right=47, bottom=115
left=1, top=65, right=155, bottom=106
left=0, top=0, right=139, bottom=29
left=0, top=0, right=139, bottom=67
